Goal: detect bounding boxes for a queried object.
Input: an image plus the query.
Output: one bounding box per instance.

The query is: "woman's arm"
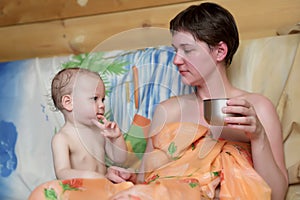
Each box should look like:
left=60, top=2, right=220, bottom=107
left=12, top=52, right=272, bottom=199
left=225, top=95, right=288, bottom=200
left=250, top=96, right=288, bottom=200
left=136, top=102, right=174, bottom=182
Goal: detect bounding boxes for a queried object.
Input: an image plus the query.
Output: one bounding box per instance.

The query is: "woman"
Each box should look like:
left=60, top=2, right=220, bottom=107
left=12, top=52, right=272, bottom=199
left=111, top=2, right=288, bottom=200
left=30, top=3, right=288, bottom=200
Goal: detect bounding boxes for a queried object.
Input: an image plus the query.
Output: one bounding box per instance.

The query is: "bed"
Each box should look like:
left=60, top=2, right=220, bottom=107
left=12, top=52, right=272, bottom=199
left=0, top=33, right=299, bottom=199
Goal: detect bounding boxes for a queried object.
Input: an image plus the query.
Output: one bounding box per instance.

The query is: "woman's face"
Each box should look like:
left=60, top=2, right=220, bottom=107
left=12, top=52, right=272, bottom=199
left=171, top=31, right=217, bottom=86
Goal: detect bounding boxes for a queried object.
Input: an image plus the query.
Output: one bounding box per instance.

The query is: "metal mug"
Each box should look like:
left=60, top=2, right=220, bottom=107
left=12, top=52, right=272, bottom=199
left=203, top=98, right=239, bottom=126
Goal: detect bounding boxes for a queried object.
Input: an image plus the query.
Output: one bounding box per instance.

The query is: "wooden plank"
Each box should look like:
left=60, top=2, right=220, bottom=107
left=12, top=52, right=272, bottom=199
left=216, top=0, right=300, bottom=39
left=0, top=0, right=195, bottom=27
left=0, top=0, right=299, bottom=62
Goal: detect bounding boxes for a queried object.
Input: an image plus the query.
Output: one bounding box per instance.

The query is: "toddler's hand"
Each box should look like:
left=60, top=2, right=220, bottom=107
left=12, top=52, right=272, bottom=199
left=106, top=166, right=136, bottom=183
left=91, top=117, right=122, bottom=139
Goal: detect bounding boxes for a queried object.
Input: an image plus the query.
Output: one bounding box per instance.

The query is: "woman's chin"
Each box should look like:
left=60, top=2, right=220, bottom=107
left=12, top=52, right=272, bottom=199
left=181, top=78, right=194, bottom=86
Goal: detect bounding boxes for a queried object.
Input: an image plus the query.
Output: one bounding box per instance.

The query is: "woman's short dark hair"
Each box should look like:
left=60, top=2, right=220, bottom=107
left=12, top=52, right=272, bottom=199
left=170, top=2, right=239, bottom=66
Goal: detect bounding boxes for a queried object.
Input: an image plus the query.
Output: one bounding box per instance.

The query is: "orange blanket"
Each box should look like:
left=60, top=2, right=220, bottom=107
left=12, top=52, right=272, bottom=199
left=29, top=122, right=271, bottom=199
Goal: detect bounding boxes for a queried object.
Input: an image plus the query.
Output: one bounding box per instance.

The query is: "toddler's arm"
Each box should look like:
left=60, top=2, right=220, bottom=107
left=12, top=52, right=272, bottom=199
left=92, top=118, right=127, bottom=164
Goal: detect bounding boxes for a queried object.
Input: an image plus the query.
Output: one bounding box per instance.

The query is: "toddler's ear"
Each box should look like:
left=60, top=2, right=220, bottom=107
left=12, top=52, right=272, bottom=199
left=62, top=95, right=73, bottom=111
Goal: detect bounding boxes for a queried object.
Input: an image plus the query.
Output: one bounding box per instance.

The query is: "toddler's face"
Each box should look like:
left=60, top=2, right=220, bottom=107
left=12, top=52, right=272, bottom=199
left=72, top=73, right=105, bottom=126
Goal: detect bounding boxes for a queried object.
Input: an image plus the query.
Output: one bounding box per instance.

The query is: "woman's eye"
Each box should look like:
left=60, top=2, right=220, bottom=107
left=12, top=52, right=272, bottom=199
left=184, top=49, right=192, bottom=54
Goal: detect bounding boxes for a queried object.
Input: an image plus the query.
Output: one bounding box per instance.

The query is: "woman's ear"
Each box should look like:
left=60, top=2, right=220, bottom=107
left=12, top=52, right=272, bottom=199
left=215, top=41, right=228, bottom=62
left=62, top=95, right=73, bottom=111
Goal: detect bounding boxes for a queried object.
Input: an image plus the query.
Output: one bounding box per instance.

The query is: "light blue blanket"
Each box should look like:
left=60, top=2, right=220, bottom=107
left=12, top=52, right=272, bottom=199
left=0, top=46, right=193, bottom=199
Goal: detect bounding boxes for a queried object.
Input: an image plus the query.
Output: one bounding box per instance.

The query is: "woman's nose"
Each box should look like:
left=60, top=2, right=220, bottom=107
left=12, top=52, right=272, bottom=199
left=173, top=52, right=184, bottom=66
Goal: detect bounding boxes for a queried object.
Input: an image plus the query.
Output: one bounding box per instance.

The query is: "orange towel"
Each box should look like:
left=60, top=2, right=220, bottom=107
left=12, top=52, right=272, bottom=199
left=141, top=122, right=271, bottom=199
left=29, top=122, right=271, bottom=200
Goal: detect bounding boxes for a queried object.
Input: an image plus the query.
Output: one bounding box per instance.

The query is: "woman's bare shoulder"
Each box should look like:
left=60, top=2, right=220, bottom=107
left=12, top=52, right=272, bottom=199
left=160, top=93, right=196, bottom=106
left=242, top=92, right=275, bottom=108
left=239, top=92, right=279, bottom=123
left=151, top=93, right=197, bottom=125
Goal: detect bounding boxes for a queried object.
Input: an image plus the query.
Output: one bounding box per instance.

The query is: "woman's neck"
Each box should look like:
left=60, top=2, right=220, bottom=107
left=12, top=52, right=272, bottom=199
left=195, top=66, right=233, bottom=100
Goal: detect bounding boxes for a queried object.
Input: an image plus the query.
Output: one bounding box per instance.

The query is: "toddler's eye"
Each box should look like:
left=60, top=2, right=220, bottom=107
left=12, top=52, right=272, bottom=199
left=102, top=98, right=105, bottom=102
left=92, top=96, right=98, bottom=101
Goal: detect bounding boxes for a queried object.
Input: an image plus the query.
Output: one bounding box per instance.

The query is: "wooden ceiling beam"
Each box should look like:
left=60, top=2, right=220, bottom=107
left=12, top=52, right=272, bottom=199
left=0, top=0, right=299, bottom=62
left=0, top=0, right=195, bottom=27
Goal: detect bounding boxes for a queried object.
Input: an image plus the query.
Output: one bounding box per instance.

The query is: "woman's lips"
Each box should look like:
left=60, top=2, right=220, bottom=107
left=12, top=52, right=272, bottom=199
left=179, top=70, right=189, bottom=76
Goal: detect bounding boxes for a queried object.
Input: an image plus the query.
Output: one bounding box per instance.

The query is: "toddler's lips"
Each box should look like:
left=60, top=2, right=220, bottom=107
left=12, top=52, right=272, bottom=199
left=96, top=113, right=104, bottom=120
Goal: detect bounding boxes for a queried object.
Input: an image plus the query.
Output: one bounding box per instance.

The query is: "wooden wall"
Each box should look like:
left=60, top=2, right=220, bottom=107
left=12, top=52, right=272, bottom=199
left=0, top=0, right=299, bottom=62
